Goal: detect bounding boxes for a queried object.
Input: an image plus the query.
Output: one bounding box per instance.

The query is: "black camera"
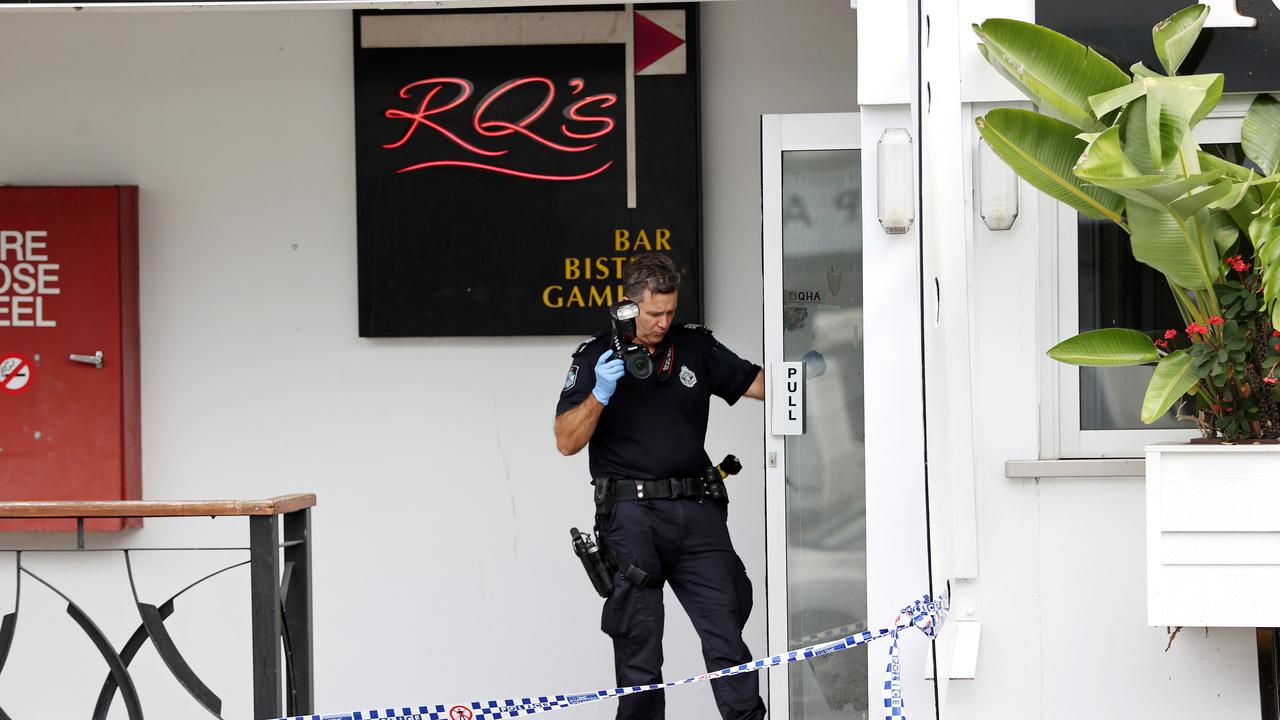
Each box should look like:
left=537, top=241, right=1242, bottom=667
left=609, top=300, right=653, bottom=380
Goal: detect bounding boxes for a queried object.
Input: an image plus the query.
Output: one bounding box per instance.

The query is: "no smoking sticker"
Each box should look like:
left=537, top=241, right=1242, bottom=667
left=0, top=354, right=33, bottom=394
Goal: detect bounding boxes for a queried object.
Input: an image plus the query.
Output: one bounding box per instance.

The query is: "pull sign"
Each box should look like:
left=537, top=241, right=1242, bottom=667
left=770, top=361, right=805, bottom=435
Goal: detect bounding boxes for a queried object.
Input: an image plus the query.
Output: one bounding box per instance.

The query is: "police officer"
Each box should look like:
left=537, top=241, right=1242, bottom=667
left=554, top=252, right=766, bottom=720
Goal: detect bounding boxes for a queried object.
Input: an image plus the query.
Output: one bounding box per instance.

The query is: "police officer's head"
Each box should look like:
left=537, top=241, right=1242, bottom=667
left=622, top=252, right=681, bottom=348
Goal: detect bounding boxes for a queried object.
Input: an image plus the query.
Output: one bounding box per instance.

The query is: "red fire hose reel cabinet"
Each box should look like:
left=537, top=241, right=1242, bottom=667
left=0, top=187, right=141, bottom=531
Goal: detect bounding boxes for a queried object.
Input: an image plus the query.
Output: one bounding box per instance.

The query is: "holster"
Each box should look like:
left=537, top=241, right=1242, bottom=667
left=591, top=479, right=618, bottom=576
left=589, top=478, right=669, bottom=590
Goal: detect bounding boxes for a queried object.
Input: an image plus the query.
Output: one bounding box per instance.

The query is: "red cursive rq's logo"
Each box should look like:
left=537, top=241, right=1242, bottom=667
left=383, top=76, right=618, bottom=181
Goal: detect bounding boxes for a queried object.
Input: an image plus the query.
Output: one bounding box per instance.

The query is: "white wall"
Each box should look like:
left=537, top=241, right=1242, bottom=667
left=852, top=3, right=1263, bottom=717
left=0, top=1, right=856, bottom=717
left=944, top=106, right=1259, bottom=720
left=948, top=182, right=1261, bottom=718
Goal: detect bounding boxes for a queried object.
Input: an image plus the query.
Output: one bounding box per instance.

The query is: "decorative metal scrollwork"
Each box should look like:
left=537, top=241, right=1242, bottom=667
left=0, top=550, right=302, bottom=719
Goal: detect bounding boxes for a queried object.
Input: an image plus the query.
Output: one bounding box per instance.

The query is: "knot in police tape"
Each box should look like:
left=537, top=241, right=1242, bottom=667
left=278, top=594, right=947, bottom=720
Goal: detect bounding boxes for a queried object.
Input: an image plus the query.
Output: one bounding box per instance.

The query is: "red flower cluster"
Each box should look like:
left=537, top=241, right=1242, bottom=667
left=1164, top=329, right=1178, bottom=339
left=1186, top=322, right=1209, bottom=335
left=1265, top=377, right=1279, bottom=386
left=1155, top=339, right=1169, bottom=349
left=1228, top=255, right=1252, bottom=272
left=1208, top=316, right=1225, bottom=326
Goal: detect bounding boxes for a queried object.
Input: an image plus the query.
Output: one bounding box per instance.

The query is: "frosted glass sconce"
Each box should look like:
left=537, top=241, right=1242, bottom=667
left=978, top=136, right=1019, bottom=231
left=876, top=128, right=915, bottom=235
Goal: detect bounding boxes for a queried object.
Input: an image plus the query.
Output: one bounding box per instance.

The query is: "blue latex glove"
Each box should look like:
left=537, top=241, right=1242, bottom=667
left=592, top=349, right=626, bottom=405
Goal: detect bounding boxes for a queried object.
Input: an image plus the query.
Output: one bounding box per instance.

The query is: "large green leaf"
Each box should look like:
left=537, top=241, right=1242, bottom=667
left=1257, top=208, right=1280, bottom=266
left=1206, top=208, right=1241, bottom=257
left=976, top=109, right=1125, bottom=223
left=1153, top=4, right=1210, bottom=76
left=1144, top=74, right=1224, bottom=171
left=1192, top=208, right=1226, bottom=267
left=1131, top=62, right=1164, bottom=80
left=1089, top=80, right=1148, bottom=119
left=1228, top=192, right=1263, bottom=233
left=1072, top=125, right=1147, bottom=198
left=1128, top=201, right=1214, bottom=289
left=1198, top=150, right=1254, bottom=181
left=974, top=19, right=1130, bottom=131
left=1169, top=181, right=1235, bottom=220
left=1199, top=151, right=1265, bottom=230
left=1184, top=76, right=1222, bottom=129
left=1073, top=125, right=1220, bottom=209
left=1120, top=97, right=1167, bottom=176
left=1243, top=94, right=1280, bottom=175
left=1250, top=203, right=1280, bottom=325
left=1047, top=328, right=1160, bottom=366
left=1142, top=350, right=1199, bottom=424
left=1208, top=178, right=1254, bottom=212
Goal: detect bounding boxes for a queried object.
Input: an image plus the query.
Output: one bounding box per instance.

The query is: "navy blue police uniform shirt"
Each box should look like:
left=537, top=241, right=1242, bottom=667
left=556, top=324, right=761, bottom=481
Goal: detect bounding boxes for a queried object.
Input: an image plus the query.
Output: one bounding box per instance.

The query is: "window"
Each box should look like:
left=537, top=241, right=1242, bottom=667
left=1050, top=96, right=1256, bottom=457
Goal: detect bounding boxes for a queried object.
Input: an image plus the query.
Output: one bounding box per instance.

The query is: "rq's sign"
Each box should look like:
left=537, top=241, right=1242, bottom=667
left=353, top=7, right=703, bottom=338
left=1037, top=0, right=1280, bottom=92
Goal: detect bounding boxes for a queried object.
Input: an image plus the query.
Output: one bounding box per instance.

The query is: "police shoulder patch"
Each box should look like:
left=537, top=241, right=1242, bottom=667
left=572, top=332, right=608, bottom=358
left=682, top=323, right=713, bottom=335
left=563, top=365, right=580, bottom=391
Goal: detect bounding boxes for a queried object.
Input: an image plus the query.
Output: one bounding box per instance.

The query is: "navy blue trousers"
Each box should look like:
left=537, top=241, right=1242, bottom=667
left=600, top=498, right=767, bottom=720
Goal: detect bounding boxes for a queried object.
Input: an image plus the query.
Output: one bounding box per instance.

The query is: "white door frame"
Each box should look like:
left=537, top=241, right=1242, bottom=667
left=761, top=109, right=935, bottom=720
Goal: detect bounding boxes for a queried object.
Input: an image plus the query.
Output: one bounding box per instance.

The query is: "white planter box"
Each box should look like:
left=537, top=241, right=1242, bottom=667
left=1147, top=442, right=1280, bottom=627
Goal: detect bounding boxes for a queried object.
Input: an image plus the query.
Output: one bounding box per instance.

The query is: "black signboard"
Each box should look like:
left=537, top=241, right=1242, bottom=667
left=353, top=7, right=701, bottom=337
left=1036, top=0, right=1280, bottom=92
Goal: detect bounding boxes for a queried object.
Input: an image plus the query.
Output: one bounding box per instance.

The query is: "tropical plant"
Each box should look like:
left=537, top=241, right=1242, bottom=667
left=974, top=3, right=1280, bottom=441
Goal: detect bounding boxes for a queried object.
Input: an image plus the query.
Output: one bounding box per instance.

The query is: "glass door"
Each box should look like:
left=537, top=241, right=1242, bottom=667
left=762, top=111, right=932, bottom=720
left=763, top=114, right=866, bottom=720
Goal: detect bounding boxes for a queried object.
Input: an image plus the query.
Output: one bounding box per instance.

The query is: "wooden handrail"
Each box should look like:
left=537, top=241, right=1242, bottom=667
left=0, top=493, right=316, bottom=519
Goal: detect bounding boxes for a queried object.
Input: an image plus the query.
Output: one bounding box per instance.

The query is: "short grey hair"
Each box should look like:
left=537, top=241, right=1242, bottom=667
left=623, top=252, right=682, bottom=300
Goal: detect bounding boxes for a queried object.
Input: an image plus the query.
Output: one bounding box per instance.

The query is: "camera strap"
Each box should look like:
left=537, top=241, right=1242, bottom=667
left=655, top=340, right=674, bottom=381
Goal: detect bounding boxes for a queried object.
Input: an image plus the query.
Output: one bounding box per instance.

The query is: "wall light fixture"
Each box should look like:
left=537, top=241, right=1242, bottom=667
left=978, top=136, right=1019, bottom=231
left=876, top=128, right=915, bottom=235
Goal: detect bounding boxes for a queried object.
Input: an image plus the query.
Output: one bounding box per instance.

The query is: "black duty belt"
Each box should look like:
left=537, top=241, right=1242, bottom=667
left=609, top=475, right=725, bottom=502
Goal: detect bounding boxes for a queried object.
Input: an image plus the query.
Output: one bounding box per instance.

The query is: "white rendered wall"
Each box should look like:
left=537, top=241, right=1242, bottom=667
left=0, top=2, right=856, bottom=718
left=941, top=106, right=1260, bottom=720
left=855, top=2, right=1262, bottom=717
left=948, top=183, right=1260, bottom=719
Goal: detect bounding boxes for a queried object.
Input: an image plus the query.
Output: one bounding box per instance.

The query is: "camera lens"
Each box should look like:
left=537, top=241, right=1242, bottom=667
left=625, top=351, right=653, bottom=380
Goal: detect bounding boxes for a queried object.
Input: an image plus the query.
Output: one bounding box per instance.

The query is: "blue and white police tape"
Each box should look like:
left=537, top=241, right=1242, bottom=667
left=278, top=594, right=946, bottom=720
